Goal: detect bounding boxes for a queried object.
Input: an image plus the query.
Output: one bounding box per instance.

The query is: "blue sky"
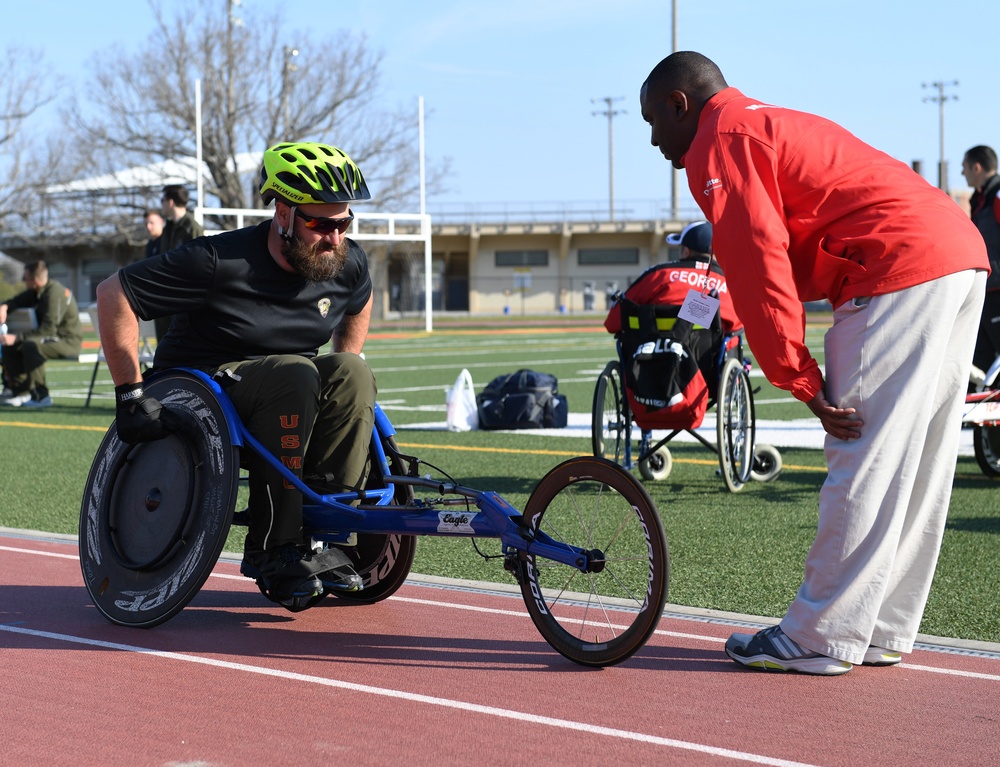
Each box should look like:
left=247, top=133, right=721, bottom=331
left=4, top=0, right=998, bottom=218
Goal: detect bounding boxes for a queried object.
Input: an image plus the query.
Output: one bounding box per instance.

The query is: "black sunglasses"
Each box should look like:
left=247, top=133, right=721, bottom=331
left=292, top=207, right=355, bottom=235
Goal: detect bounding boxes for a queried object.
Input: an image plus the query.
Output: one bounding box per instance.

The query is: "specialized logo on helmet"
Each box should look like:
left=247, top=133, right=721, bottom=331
left=317, top=298, right=331, bottom=318
left=259, top=141, right=372, bottom=205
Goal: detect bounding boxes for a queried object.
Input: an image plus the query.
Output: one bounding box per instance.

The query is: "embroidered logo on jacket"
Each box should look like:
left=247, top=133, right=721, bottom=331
left=317, top=298, right=331, bottom=318
left=704, top=178, right=722, bottom=195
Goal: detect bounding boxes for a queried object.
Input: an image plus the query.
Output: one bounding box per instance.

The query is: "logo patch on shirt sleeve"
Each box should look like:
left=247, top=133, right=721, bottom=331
left=317, top=298, right=331, bottom=318
left=704, top=178, right=722, bottom=195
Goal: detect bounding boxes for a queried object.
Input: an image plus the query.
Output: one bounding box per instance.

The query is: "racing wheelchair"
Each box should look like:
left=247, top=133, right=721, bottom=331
left=79, top=368, right=669, bottom=667
left=592, top=281, right=782, bottom=492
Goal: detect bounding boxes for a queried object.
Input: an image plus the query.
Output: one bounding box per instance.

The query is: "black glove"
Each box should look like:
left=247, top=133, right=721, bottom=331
left=115, top=383, right=180, bottom=443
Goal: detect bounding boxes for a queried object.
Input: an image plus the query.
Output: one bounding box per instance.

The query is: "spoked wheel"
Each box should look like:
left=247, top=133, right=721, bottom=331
left=638, top=445, right=673, bottom=481
left=517, top=456, right=669, bottom=667
left=330, top=434, right=417, bottom=603
left=717, top=357, right=755, bottom=493
left=79, top=371, right=240, bottom=627
left=973, top=425, right=1000, bottom=477
left=592, top=361, right=628, bottom=465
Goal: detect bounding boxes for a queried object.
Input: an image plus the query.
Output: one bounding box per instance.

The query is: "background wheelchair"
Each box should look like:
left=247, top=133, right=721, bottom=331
left=79, top=368, right=669, bottom=667
left=592, top=294, right=781, bottom=492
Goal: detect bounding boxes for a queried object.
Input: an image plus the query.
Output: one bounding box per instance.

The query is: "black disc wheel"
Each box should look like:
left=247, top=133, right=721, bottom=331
left=79, top=371, right=240, bottom=627
left=328, top=434, right=417, bottom=603
left=592, top=361, right=628, bottom=465
left=517, top=456, right=668, bottom=667
left=717, top=357, right=755, bottom=493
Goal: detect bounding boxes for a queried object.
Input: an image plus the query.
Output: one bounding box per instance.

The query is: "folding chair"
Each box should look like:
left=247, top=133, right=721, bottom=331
left=85, top=312, right=157, bottom=407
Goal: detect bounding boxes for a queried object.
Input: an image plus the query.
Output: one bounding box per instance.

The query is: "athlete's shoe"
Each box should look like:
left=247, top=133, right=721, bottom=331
left=313, top=545, right=364, bottom=593
left=241, top=544, right=325, bottom=602
left=241, top=543, right=362, bottom=602
left=725, top=625, right=853, bottom=675
left=861, top=646, right=902, bottom=666
left=1, top=392, right=33, bottom=407
left=22, top=395, right=53, bottom=409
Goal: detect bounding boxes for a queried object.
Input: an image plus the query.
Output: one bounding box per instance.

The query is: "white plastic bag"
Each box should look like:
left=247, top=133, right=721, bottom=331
left=446, top=368, right=479, bottom=432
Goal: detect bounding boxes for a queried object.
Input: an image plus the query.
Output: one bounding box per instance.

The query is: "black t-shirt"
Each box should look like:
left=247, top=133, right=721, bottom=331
left=118, top=221, right=372, bottom=368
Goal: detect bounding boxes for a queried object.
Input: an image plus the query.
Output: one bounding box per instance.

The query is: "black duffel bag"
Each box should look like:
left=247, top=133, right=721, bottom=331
left=476, top=369, right=569, bottom=430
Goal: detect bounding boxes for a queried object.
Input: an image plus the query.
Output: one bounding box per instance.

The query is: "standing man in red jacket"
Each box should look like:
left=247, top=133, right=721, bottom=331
left=640, top=51, right=989, bottom=675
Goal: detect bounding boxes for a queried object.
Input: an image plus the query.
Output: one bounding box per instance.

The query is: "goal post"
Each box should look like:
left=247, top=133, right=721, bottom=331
left=193, top=207, right=434, bottom=333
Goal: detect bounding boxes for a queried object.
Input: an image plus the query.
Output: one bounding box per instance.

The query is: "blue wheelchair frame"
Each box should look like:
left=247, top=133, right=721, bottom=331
left=179, top=368, right=595, bottom=573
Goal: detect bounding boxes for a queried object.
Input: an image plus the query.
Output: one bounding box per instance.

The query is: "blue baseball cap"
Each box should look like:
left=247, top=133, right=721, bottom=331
left=666, top=221, right=713, bottom=254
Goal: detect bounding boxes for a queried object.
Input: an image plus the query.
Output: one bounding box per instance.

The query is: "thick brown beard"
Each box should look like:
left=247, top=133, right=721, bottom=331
left=282, top=236, right=349, bottom=282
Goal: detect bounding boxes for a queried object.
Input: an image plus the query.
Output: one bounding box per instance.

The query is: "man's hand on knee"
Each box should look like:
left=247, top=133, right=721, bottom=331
left=115, top=382, right=181, bottom=443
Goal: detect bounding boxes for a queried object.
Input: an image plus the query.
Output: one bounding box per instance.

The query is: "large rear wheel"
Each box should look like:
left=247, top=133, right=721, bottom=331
left=717, top=357, right=755, bottom=493
left=79, top=371, right=240, bottom=627
left=517, top=456, right=668, bottom=667
left=592, top=361, right=628, bottom=465
left=973, top=425, right=1000, bottom=477
left=328, top=434, right=417, bottom=603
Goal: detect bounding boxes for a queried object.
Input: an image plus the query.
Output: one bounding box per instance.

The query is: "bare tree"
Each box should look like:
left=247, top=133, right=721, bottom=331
left=66, top=0, right=447, bottom=227
left=0, top=47, right=56, bottom=234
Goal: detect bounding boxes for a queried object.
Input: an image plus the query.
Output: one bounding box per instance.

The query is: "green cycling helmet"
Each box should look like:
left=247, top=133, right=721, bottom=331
left=259, top=142, right=371, bottom=205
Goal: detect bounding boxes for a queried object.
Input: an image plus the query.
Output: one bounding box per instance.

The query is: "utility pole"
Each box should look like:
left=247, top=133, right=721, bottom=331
left=592, top=96, right=626, bottom=221
left=670, top=0, right=679, bottom=221
left=922, top=80, right=958, bottom=191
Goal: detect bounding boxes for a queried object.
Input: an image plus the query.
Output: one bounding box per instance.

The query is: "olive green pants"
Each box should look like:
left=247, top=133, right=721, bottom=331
left=204, top=353, right=376, bottom=552
left=2, top=337, right=82, bottom=398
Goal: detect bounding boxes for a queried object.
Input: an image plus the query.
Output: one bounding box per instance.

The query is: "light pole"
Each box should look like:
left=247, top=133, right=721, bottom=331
left=282, top=46, right=299, bottom=129
left=592, top=96, right=625, bottom=221
left=922, top=80, right=958, bottom=191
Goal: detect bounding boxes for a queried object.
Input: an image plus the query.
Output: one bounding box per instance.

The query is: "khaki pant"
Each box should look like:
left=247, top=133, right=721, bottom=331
left=781, top=269, right=986, bottom=664
left=204, top=353, right=376, bottom=552
left=2, top=337, right=81, bottom=398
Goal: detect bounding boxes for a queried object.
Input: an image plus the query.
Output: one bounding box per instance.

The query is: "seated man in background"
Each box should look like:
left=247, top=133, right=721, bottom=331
left=0, top=260, right=83, bottom=408
left=95, top=142, right=375, bottom=605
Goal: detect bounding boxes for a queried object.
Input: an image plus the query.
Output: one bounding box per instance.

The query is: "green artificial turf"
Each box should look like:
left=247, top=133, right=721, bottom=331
left=2, top=323, right=997, bottom=643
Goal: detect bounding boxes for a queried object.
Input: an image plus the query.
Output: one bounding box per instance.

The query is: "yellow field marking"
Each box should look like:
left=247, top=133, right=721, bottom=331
left=396, top=441, right=826, bottom=472
left=0, top=420, right=108, bottom=433
left=0, top=422, right=826, bottom=472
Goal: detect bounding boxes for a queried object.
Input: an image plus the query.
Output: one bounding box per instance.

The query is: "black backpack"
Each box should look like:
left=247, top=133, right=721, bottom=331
left=476, top=369, right=569, bottom=430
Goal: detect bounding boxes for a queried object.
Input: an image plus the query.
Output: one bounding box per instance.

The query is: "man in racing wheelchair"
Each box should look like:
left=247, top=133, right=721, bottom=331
left=94, top=141, right=375, bottom=604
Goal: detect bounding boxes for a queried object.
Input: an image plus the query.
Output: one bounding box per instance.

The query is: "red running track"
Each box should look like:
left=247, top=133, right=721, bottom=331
left=1, top=532, right=998, bottom=767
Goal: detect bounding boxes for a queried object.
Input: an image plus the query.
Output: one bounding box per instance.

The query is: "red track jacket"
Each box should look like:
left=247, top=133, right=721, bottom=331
left=682, top=88, right=989, bottom=402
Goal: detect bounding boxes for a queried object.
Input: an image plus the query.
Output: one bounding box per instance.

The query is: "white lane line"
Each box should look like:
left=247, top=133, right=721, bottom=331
left=903, top=664, right=1000, bottom=681
left=392, top=596, right=718, bottom=644
left=0, top=623, right=822, bottom=767
left=0, top=545, right=79, bottom=560
left=7, top=544, right=999, bottom=679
